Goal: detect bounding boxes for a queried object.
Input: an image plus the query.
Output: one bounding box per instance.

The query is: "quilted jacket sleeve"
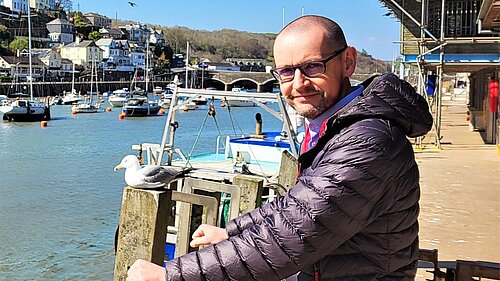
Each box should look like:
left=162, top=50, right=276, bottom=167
left=165, top=118, right=402, bottom=281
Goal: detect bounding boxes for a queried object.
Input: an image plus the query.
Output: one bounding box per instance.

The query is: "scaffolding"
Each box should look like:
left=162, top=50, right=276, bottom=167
left=380, top=0, right=500, bottom=149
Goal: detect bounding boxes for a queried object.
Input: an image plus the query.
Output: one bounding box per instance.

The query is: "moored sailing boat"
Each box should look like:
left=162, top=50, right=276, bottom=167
left=0, top=7, right=50, bottom=122
left=71, top=58, right=100, bottom=113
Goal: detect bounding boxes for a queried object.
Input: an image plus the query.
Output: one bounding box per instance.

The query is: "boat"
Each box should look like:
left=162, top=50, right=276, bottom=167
left=71, top=59, right=100, bottom=114
left=121, top=41, right=161, bottom=117
left=61, top=90, right=82, bottom=105
left=224, top=87, right=256, bottom=107
left=61, top=63, right=82, bottom=105
left=122, top=96, right=161, bottom=116
left=0, top=95, right=9, bottom=103
left=178, top=101, right=197, bottom=111
left=108, top=88, right=130, bottom=107
left=153, top=86, right=164, bottom=95
left=133, top=87, right=300, bottom=177
left=192, top=95, right=208, bottom=105
left=0, top=7, right=51, bottom=122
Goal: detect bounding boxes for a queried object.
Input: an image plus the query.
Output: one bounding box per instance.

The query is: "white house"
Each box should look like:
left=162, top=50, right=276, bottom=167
left=29, top=0, right=54, bottom=10
left=3, top=0, right=28, bottom=13
left=128, top=42, right=146, bottom=69
left=95, top=38, right=133, bottom=71
left=59, top=38, right=103, bottom=68
left=31, top=48, right=61, bottom=76
left=46, top=18, right=74, bottom=44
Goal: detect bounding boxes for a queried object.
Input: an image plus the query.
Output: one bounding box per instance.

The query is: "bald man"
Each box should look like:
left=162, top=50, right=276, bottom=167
left=127, top=15, right=432, bottom=281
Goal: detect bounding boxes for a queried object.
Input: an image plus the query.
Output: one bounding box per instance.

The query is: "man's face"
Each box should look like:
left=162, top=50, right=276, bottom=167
left=273, top=29, right=345, bottom=120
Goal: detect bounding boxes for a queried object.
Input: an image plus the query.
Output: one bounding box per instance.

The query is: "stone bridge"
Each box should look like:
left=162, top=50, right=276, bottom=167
left=202, top=70, right=373, bottom=92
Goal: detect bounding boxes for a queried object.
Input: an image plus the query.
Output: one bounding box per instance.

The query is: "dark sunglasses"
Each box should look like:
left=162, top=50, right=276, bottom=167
left=271, top=46, right=348, bottom=82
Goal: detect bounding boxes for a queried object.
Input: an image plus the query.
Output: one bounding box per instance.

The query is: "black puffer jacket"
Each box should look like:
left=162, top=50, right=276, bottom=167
left=166, top=73, right=433, bottom=280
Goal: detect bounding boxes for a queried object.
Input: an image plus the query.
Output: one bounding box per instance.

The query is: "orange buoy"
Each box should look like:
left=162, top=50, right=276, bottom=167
left=71, top=111, right=77, bottom=115
left=106, top=107, right=112, bottom=112
left=100, top=98, right=105, bottom=103
left=159, top=108, right=165, bottom=115
left=118, top=113, right=126, bottom=120
left=221, top=103, right=226, bottom=107
left=40, top=121, right=48, bottom=127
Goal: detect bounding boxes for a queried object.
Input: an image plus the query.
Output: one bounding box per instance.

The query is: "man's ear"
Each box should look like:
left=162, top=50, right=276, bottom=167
left=343, top=47, right=357, bottom=77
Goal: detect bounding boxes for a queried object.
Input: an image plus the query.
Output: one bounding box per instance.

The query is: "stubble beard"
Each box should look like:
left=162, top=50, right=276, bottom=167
left=287, top=92, right=331, bottom=120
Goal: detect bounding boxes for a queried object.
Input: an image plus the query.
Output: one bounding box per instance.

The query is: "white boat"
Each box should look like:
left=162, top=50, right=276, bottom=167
left=71, top=101, right=100, bottom=113
left=61, top=90, right=82, bottom=105
left=1, top=99, right=50, bottom=121
left=71, top=59, right=100, bottom=114
left=224, top=97, right=256, bottom=107
left=224, top=87, right=256, bottom=107
left=179, top=101, right=197, bottom=111
left=61, top=64, right=82, bottom=105
left=122, top=96, right=161, bottom=116
left=109, top=88, right=130, bottom=107
left=159, top=98, right=171, bottom=109
left=153, top=86, right=164, bottom=95
left=192, top=95, right=208, bottom=105
left=0, top=7, right=50, bottom=122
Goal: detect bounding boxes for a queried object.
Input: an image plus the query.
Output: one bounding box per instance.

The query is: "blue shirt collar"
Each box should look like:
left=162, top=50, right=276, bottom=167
left=306, top=84, right=364, bottom=130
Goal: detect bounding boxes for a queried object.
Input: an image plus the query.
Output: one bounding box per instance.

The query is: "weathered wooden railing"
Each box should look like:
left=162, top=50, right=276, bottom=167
left=113, top=175, right=266, bottom=281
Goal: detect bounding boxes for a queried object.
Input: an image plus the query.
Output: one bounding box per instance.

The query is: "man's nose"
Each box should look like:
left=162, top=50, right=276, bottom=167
left=292, top=68, right=309, bottom=89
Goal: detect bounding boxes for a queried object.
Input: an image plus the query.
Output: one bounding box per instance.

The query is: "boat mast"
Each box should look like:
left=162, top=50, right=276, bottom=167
left=89, top=54, right=94, bottom=101
left=145, top=39, right=149, bottom=93
left=185, top=41, right=189, bottom=88
left=71, top=63, right=75, bottom=93
left=27, top=5, right=34, bottom=101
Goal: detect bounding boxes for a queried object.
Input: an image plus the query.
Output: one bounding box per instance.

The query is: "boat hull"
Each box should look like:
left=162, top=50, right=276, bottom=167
left=1, top=102, right=50, bottom=122
left=122, top=105, right=161, bottom=116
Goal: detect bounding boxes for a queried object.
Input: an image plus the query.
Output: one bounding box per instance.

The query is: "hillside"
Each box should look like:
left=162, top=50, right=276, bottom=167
left=0, top=10, right=390, bottom=74
left=116, top=20, right=390, bottom=74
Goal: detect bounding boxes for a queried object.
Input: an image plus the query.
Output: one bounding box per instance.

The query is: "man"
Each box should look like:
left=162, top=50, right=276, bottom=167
left=127, top=15, right=433, bottom=281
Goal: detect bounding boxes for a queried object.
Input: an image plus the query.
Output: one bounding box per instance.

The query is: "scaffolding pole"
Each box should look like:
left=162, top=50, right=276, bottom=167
left=382, top=0, right=443, bottom=149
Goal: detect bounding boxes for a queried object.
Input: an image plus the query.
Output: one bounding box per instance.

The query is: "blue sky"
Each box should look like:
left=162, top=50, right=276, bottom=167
left=75, top=0, right=400, bottom=60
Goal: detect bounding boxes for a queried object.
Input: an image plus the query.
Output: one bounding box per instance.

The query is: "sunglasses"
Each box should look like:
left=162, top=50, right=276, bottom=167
left=271, top=46, right=348, bottom=83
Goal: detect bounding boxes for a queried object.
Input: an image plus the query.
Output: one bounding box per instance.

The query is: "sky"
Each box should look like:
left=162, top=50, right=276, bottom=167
left=75, top=0, right=401, bottom=61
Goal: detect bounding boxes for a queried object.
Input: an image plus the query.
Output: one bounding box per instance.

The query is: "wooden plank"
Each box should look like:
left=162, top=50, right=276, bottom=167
left=113, top=187, right=173, bottom=281
left=233, top=175, right=264, bottom=214
left=172, top=190, right=219, bottom=257
left=278, top=150, right=298, bottom=192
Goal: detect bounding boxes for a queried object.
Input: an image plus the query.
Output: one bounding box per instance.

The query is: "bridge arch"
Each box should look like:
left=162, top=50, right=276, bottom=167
left=228, top=78, right=259, bottom=91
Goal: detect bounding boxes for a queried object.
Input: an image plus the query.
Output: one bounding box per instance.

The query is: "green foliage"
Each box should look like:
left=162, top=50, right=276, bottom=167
left=68, top=11, right=89, bottom=28
left=8, top=38, right=29, bottom=53
left=88, top=31, right=101, bottom=41
left=0, top=24, right=10, bottom=41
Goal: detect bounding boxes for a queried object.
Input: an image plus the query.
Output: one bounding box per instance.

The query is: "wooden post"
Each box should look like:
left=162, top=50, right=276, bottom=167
left=113, top=187, right=173, bottom=281
left=278, top=150, right=298, bottom=191
left=233, top=175, right=264, bottom=214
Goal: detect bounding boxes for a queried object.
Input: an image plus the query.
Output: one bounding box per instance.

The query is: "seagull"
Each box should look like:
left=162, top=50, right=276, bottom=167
left=114, top=155, right=189, bottom=189
left=128, top=1, right=137, bottom=7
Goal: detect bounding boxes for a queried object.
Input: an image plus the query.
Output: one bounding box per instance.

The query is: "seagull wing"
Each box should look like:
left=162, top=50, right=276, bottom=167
left=141, top=165, right=179, bottom=185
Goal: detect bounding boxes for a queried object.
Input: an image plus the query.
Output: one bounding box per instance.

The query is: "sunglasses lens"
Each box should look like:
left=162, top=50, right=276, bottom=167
left=302, top=62, right=324, bottom=77
left=278, top=68, right=295, bottom=79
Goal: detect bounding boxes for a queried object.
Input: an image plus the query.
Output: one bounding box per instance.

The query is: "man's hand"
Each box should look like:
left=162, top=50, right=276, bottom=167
left=190, top=224, right=228, bottom=248
left=126, top=259, right=166, bottom=281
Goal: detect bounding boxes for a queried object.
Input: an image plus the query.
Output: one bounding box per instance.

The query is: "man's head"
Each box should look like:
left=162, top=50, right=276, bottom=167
left=273, top=15, right=357, bottom=120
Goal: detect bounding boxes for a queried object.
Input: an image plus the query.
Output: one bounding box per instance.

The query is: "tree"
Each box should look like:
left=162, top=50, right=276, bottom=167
left=0, top=24, right=11, bottom=41
left=89, top=31, right=101, bottom=41
left=9, top=38, right=29, bottom=53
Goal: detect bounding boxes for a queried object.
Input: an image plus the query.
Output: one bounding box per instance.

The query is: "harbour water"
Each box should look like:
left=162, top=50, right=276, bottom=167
left=0, top=100, right=283, bottom=280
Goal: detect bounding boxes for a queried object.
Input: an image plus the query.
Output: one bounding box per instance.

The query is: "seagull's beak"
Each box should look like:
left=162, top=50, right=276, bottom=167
left=114, top=164, right=123, bottom=171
